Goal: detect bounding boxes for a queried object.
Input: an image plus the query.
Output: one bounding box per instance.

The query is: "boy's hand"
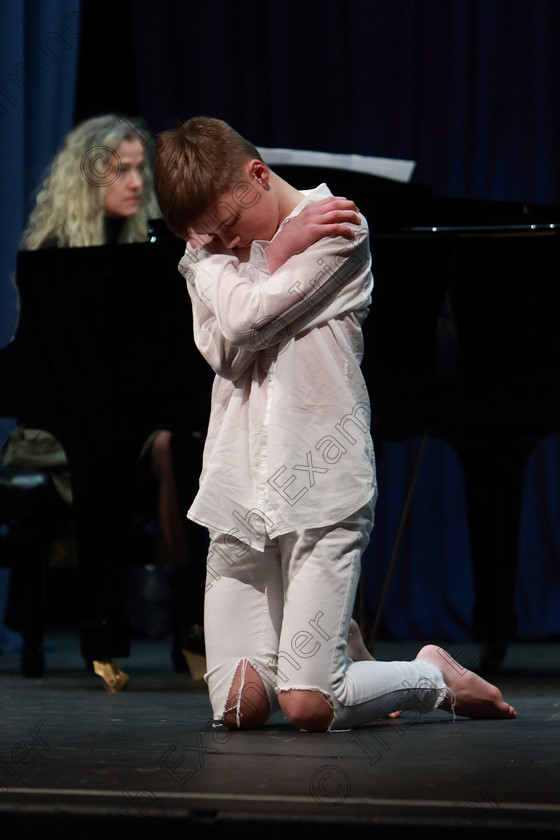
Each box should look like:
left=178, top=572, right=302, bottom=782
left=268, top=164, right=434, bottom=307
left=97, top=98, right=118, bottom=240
left=187, top=231, right=215, bottom=249
left=266, top=197, right=360, bottom=274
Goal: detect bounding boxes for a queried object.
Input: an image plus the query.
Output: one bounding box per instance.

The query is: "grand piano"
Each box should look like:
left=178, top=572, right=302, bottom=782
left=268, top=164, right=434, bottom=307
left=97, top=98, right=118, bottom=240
left=1, top=172, right=559, bottom=672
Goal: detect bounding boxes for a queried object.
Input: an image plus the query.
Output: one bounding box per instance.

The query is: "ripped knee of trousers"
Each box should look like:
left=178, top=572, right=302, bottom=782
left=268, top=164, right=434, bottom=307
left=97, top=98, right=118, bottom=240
left=277, top=687, right=335, bottom=732
left=222, top=658, right=270, bottom=730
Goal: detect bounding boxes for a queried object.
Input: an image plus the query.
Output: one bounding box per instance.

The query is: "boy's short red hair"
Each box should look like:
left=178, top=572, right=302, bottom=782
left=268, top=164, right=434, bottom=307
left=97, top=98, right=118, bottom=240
left=154, top=116, right=262, bottom=239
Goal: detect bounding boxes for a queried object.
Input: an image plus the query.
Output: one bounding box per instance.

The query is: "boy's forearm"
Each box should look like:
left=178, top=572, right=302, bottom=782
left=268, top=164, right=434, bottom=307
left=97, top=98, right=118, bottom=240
left=182, top=212, right=371, bottom=352
left=264, top=237, right=295, bottom=275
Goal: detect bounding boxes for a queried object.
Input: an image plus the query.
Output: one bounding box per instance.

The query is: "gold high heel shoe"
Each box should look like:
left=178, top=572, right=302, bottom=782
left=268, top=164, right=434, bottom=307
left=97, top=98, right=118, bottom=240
left=93, top=660, right=130, bottom=692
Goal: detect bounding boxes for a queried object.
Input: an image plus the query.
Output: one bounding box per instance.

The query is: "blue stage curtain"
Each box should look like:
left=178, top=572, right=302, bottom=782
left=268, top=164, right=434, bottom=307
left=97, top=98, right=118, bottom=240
left=0, top=0, right=81, bottom=352
left=365, top=438, right=474, bottom=642
left=364, top=435, right=560, bottom=642
left=516, top=435, right=560, bottom=638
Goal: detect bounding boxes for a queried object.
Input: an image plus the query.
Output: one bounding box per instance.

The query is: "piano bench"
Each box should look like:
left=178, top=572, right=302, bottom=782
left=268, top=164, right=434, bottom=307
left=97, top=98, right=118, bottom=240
left=0, top=464, right=67, bottom=677
left=1, top=465, right=172, bottom=676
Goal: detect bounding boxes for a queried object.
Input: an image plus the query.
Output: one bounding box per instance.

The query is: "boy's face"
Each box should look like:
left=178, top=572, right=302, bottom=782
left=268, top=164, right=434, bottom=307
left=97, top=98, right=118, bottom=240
left=190, top=160, right=278, bottom=253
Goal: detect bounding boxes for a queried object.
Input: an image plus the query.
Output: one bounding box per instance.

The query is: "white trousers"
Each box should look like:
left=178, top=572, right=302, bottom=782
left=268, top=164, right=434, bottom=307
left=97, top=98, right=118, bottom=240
left=204, top=498, right=447, bottom=730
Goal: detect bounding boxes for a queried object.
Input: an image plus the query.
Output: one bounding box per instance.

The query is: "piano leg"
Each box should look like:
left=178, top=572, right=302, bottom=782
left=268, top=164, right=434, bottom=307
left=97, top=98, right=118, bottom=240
left=62, top=423, right=149, bottom=664
left=456, top=434, right=537, bottom=672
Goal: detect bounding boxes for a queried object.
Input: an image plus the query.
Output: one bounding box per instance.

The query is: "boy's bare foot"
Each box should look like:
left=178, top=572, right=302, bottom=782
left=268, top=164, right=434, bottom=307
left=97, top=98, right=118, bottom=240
left=347, top=618, right=375, bottom=662
left=415, top=644, right=517, bottom=719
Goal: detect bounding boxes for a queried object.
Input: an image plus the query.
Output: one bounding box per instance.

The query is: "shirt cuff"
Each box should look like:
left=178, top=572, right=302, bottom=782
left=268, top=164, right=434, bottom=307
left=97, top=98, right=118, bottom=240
left=250, top=240, right=271, bottom=276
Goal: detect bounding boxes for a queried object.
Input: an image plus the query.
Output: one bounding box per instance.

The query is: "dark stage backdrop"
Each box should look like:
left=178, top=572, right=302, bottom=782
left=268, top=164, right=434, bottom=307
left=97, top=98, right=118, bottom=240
left=75, top=0, right=560, bottom=205
left=2, top=0, right=558, bottom=642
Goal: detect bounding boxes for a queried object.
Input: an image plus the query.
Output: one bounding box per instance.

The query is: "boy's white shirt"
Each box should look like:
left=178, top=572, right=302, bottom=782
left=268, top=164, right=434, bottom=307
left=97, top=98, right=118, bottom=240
left=179, top=184, right=377, bottom=552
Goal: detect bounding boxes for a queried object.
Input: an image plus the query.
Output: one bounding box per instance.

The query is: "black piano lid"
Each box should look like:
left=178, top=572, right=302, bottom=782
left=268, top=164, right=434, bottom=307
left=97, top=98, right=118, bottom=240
left=270, top=162, right=560, bottom=233
left=1, top=234, right=213, bottom=429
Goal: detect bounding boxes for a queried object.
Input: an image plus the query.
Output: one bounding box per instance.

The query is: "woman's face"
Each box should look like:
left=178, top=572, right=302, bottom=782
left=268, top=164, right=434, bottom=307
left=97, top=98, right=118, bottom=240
left=104, top=138, right=144, bottom=218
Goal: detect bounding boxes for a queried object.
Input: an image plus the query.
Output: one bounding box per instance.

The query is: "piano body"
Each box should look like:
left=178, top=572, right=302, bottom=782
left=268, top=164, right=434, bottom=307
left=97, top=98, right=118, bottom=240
left=0, top=229, right=213, bottom=663
left=1, top=174, right=559, bottom=671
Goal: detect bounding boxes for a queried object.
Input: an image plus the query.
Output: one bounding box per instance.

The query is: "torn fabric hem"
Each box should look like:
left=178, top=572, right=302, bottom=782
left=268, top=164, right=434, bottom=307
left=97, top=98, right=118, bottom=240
left=276, top=684, right=332, bottom=696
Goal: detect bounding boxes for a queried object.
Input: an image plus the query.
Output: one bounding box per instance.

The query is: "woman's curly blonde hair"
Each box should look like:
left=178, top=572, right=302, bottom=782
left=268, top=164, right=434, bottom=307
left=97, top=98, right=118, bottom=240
left=21, top=114, right=160, bottom=250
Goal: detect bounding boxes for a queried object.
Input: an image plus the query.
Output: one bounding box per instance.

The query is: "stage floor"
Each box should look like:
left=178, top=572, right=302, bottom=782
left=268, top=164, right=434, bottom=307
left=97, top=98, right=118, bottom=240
left=1, top=630, right=559, bottom=839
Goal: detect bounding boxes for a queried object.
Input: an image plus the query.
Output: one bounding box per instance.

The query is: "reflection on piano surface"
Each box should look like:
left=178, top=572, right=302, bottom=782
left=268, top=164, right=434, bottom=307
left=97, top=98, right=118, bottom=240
left=1, top=173, right=559, bottom=669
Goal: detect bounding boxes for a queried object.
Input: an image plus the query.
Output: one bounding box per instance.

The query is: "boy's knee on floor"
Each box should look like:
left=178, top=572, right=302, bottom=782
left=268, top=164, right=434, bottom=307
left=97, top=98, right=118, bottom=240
left=278, top=689, right=334, bottom=732
left=223, top=659, right=270, bottom=730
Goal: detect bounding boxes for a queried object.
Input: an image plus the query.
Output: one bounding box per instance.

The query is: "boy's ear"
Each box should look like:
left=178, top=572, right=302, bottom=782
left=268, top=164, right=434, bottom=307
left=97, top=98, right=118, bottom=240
left=248, top=159, right=270, bottom=191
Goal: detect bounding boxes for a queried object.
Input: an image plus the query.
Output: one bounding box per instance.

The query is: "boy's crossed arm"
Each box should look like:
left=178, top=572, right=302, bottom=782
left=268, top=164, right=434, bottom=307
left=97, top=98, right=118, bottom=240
left=187, top=196, right=359, bottom=267
left=186, top=195, right=371, bottom=354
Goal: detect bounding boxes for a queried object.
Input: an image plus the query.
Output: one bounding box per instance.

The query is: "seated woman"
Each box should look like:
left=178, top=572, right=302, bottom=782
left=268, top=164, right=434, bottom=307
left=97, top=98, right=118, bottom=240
left=1, top=114, right=205, bottom=689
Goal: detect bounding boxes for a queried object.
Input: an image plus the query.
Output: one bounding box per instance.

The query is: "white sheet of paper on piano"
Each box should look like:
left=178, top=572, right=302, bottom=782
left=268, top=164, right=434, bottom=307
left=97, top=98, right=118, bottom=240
left=257, top=147, right=416, bottom=182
